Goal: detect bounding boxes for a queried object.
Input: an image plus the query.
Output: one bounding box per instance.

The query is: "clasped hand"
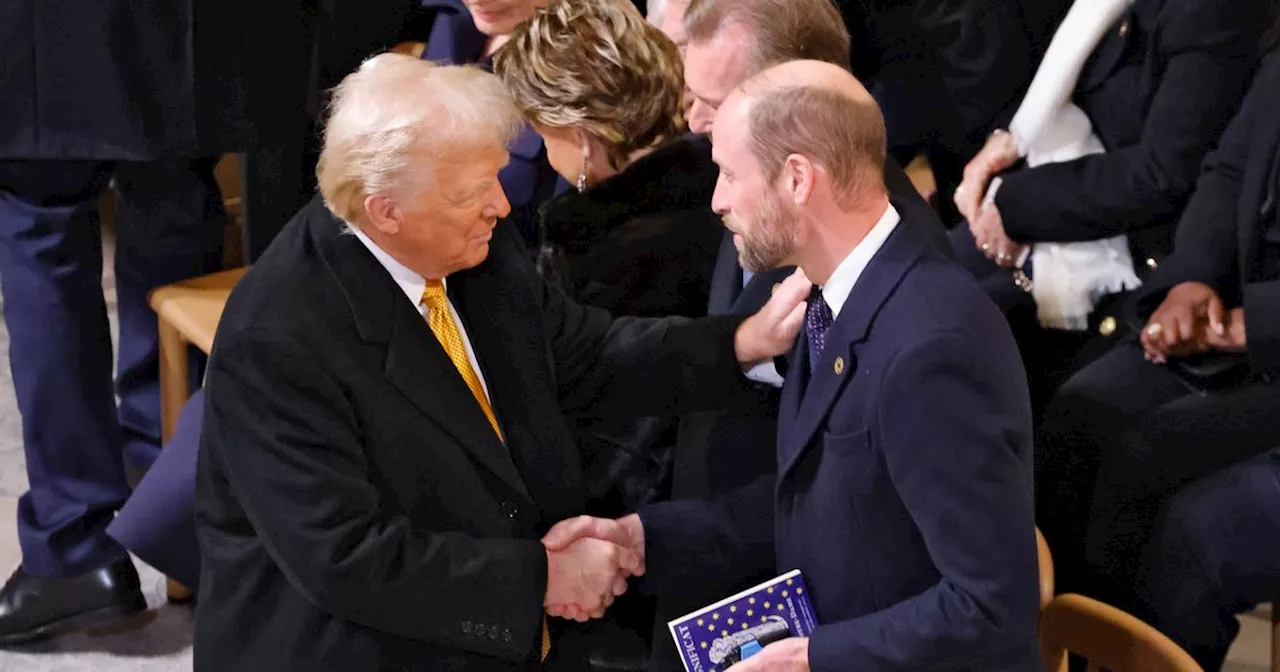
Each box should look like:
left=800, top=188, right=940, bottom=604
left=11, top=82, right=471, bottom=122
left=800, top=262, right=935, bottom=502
left=542, top=514, right=645, bottom=622
left=1141, top=282, right=1246, bottom=363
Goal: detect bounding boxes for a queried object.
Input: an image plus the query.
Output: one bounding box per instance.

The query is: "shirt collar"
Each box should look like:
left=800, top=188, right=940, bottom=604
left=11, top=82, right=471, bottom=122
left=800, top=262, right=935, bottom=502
left=820, top=203, right=900, bottom=318
left=348, top=225, right=434, bottom=308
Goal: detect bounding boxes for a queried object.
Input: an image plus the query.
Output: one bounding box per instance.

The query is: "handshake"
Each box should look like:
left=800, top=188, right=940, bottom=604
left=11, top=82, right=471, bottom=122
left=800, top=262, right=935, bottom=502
left=542, top=514, right=646, bottom=622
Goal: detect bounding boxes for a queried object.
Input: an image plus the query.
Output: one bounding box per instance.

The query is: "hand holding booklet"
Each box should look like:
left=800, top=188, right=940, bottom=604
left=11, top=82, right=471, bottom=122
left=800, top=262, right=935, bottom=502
left=667, top=569, right=819, bottom=672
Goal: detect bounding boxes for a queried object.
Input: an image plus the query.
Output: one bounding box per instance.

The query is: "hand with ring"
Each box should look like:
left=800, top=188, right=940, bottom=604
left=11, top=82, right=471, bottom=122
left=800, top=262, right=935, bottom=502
left=953, top=130, right=1018, bottom=222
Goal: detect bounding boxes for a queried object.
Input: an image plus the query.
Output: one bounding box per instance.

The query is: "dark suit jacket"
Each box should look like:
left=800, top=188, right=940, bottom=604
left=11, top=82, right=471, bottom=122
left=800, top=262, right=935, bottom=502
left=193, top=196, right=756, bottom=671
left=672, top=157, right=949, bottom=503
left=1131, top=53, right=1280, bottom=377
left=994, top=0, right=1274, bottom=279
left=642, top=208, right=1041, bottom=671
left=837, top=0, right=1067, bottom=159
left=650, top=160, right=952, bottom=670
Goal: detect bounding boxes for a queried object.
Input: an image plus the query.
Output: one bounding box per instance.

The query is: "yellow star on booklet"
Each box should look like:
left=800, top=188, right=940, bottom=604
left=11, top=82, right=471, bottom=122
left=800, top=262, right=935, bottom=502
left=697, top=619, right=704, bottom=626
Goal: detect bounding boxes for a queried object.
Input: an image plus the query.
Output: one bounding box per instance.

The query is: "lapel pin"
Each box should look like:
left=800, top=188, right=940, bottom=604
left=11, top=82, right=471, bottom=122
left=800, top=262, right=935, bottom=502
left=834, top=357, right=845, bottom=375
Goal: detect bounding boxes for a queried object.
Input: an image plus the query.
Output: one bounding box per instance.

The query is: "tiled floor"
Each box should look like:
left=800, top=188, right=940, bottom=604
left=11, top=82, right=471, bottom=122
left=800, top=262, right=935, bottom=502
left=0, top=217, right=1272, bottom=670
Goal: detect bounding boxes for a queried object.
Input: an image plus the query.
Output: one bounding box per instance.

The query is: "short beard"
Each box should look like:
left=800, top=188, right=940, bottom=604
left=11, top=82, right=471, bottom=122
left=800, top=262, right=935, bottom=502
left=732, top=193, right=799, bottom=273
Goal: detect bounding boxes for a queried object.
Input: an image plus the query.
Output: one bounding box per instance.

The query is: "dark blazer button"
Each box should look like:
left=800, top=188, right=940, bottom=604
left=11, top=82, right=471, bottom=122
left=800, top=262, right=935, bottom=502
left=500, top=501, right=519, bottom=518
left=461, top=621, right=473, bottom=635
left=502, top=628, right=512, bottom=642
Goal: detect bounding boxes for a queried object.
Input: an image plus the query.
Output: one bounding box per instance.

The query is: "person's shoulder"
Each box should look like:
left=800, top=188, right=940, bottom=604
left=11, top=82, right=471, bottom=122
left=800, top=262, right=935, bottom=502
left=217, top=199, right=343, bottom=345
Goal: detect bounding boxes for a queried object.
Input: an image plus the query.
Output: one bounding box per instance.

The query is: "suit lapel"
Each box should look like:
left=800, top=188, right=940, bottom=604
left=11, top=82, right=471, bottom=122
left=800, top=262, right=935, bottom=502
left=316, top=211, right=532, bottom=497
left=779, top=216, right=927, bottom=476
left=707, top=231, right=742, bottom=315
left=450, top=260, right=583, bottom=522
left=382, top=302, right=532, bottom=498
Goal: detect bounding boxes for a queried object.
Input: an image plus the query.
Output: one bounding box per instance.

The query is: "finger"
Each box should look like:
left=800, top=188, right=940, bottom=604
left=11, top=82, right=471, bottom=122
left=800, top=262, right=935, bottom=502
left=1206, top=293, right=1226, bottom=335
left=779, top=301, right=807, bottom=338
left=611, top=577, right=628, bottom=597
left=589, top=607, right=606, bottom=620
left=774, top=269, right=813, bottom=306
left=546, top=604, right=565, bottom=618
left=541, top=516, right=595, bottom=550
left=574, top=608, right=591, bottom=623
left=1168, top=310, right=1192, bottom=348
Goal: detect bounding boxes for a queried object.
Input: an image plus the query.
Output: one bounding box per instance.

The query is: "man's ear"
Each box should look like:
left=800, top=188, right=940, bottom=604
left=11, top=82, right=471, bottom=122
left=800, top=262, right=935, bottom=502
left=363, top=193, right=401, bottom=235
left=782, top=153, right=815, bottom=206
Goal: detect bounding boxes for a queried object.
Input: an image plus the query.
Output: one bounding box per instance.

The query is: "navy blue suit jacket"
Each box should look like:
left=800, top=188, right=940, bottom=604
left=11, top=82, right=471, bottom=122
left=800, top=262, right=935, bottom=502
left=642, top=206, right=1040, bottom=671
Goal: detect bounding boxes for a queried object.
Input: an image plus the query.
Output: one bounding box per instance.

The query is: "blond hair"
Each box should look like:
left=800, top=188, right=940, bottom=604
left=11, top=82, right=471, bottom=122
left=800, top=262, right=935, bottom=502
left=746, top=84, right=886, bottom=201
left=494, top=0, right=685, bottom=169
left=684, top=0, right=851, bottom=74
left=316, top=53, right=522, bottom=223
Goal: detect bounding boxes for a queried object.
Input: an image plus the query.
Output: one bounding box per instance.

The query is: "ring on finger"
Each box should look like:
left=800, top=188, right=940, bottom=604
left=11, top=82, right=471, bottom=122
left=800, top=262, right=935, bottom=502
left=981, top=242, right=991, bottom=252
left=1145, top=323, right=1163, bottom=337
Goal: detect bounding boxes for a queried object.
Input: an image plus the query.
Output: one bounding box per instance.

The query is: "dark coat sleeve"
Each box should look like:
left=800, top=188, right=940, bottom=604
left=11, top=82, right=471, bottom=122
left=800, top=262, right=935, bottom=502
left=996, top=0, right=1269, bottom=244
left=201, top=328, right=547, bottom=661
left=1129, top=56, right=1279, bottom=319
left=808, top=331, right=1039, bottom=670
left=538, top=273, right=758, bottom=419
left=635, top=475, right=777, bottom=597
left=1243, top=279, right=1280, bottom=375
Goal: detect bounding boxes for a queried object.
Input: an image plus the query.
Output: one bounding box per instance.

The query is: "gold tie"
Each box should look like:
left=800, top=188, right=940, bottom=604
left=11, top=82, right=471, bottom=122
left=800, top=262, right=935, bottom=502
left=421, top=281, right=503, bottom=441
left=420, top=281, right=550, bottom=661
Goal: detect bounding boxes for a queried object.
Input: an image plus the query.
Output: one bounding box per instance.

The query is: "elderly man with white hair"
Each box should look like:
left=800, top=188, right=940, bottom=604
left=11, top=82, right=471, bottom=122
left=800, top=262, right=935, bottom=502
left=191, top=53, right=808, bottom=672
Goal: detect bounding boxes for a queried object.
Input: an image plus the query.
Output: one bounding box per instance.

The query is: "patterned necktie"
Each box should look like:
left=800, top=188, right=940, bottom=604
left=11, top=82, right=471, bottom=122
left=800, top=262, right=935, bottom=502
left=805, top=288, right=834, bottom=376
left=421, top=281, right=503, bottom=441
left=420, top=281, right=550, bottom=660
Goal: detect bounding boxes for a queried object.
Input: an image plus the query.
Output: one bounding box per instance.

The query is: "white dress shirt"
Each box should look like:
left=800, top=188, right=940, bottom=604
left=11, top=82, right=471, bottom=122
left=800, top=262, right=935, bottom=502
left=744, top=203, right=901, bottom=386
left=348, top=226, right=493, bottom=402
left=821, top=202, right=901, bottom=319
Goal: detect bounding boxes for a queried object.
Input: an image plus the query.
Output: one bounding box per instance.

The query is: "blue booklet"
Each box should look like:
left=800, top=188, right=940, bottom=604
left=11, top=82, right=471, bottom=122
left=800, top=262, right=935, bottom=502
left=667, top=569, right=819, bottom=672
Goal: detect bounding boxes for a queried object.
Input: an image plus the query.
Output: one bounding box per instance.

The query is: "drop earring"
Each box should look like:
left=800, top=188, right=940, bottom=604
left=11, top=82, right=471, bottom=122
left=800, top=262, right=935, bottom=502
left=576, top=154, right=588, bottom=192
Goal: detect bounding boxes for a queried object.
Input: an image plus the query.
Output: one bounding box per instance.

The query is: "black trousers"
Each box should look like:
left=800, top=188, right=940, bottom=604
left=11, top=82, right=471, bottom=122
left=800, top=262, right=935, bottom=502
left=1036, top=341, right=1280, bottom=608
left=1142, top=450, right=1280, bottom=671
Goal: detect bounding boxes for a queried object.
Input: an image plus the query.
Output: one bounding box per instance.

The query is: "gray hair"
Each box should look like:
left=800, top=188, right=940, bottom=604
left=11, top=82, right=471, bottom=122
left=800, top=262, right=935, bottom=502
left=316, top=53, right=523, bottom=224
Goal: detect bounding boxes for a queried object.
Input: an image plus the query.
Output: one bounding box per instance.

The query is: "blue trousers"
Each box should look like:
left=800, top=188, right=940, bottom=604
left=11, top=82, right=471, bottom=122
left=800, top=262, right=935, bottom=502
left=0, top=159, right=225, bottom=576
left=1142, top=451, right=1280, bottom=670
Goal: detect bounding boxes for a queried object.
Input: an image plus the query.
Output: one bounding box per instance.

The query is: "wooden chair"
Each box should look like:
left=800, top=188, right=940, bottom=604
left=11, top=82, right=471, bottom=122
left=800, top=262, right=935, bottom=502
left=1036, top=528, right=1054, bottom=611
left=150, top=266, right=249, bottom=600
left=1040, top=593, right=1203, bottom=672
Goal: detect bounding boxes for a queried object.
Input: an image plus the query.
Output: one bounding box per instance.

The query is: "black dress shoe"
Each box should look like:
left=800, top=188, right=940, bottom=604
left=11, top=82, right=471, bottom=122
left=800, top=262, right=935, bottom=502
left=0, top=559, right=147, bottom=646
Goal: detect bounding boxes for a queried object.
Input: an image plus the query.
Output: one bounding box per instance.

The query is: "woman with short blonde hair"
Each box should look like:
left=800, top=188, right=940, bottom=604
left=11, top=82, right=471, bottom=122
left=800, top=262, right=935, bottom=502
left=497, top=0, right=686, bottom=188
left=494, top=0, right=717, bottom=318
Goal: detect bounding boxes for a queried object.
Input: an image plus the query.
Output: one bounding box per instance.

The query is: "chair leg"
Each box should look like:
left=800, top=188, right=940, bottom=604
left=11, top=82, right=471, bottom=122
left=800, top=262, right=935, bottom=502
left=1270, top=602, right=1279, bottom=672
left=157, top=320, right=194, bottom=603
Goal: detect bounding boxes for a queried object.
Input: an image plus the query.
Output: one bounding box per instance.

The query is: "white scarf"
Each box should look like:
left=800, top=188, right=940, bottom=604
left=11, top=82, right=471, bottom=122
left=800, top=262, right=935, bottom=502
left=997, top=0, right=1142, bottom=330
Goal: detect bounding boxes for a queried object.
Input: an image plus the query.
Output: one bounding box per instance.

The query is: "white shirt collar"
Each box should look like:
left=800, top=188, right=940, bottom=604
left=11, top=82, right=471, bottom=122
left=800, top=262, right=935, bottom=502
left=347, top=224, right=433, bottom=308
left=820, top=203, right=900, bottom=318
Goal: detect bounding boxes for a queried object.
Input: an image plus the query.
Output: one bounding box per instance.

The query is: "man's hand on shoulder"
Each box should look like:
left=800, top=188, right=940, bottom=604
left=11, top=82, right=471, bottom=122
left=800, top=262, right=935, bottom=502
left=735, top=268, right=811, bottom=366
left=541, top=515, right=645, bottom=621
